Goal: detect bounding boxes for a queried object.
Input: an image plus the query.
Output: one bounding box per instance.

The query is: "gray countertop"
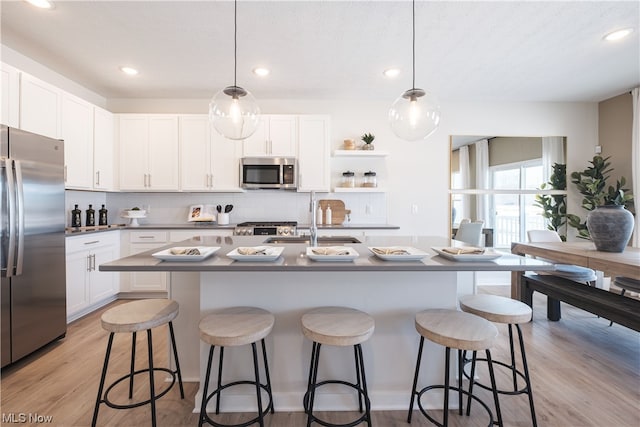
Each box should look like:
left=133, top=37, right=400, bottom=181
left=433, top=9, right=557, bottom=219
left=99, top=235, right=554, bottom=273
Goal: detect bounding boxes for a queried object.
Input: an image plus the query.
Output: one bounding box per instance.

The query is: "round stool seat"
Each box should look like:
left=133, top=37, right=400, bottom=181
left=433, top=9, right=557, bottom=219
left=615, top=276, right=640, bottom=292
left=460, top=294, right=532, bottom=325
left=415, top=309, right=497, bottom=351
left=199, top=306, right=274, bottom=347
left=101, top=299, right=179, bottom=333
left=553, top=264, right=596, bottom=282
left=302, top=306, right=374, bottom=346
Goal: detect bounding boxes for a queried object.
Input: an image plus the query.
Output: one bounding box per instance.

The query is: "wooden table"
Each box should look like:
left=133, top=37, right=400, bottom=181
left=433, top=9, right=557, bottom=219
left=510, top=241, right=640, bottom=300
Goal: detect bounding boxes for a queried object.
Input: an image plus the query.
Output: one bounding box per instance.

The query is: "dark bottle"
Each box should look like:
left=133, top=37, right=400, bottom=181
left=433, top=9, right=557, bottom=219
left=98, top=204, right=108, bottom=226
left=71, top=204, right=82, bottom=228
left=86, top=204, right=95, bottom=227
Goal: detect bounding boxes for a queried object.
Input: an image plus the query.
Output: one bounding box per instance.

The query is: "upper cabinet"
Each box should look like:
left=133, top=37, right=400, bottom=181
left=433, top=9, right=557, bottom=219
left=93, top=107, right=115, bottom=191
left=179, top=115, right=243, bottom=192
left=243, top=115, right=297, bottom=157
left=61, top=93, right=94, bottom=189
left=119, top=115, right=179, bottom=191
left=297, top=115, right=330, bottom=192
left=1, top=63, right=20, bottom=127
left=19, top=72, right=61, bottom=139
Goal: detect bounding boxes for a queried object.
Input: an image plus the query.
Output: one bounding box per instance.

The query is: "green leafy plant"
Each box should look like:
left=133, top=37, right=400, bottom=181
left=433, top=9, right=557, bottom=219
left=534, top=163, right=567, bottom=240
left=567, top=155, right=634, bottom=239
left=361, top=133, right=375, bottom=144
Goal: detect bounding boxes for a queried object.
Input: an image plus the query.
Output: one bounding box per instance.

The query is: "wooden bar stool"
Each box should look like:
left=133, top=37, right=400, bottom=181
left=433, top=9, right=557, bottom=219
left=408, top=309, right=502, bottom=427
left=198, top=307, right=275, bottom=427
left=302, top=306, right=374, bottom=427
left=92, top=299, right=184, bottom=427
left=459, top=294, right=537, bottom=426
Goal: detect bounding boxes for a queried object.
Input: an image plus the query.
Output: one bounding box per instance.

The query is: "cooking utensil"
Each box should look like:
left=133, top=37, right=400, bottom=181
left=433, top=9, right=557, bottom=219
left=216, top=205, right=222, bottom=213
left=224, top=204, right=233, bottom=213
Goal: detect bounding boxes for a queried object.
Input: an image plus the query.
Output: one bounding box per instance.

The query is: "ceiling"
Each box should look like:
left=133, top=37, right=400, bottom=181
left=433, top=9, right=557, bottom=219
left=1, top=0, right=638, bottom=102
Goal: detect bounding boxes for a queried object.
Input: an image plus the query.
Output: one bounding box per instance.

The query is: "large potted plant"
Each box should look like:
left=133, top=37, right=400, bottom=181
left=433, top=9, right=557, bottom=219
left=534, top=163, right=567, bottom=240
left=567, top=156, right=635, bottom=252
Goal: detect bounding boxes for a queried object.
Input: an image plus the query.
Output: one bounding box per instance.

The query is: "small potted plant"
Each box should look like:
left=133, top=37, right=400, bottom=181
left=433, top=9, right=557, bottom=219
left=361, top=133, right=375, bottom=150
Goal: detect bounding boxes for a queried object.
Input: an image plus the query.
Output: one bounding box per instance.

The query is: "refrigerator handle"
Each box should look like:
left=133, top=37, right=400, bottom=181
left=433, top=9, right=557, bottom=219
left=2, top=158, right=16, bottom=278
left=14, top=160, right=24, bottom=276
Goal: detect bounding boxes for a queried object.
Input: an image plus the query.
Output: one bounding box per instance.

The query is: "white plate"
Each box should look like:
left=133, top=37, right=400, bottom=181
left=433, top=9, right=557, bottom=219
left=306, top=246, right=359, bottom=262
left=431, top=246, right=502, bottom=262
left=227, top=246, right=284, bottom=261
left=368, top=246, right=429, bottom=261
left=152, top=246, right=220, bottom=261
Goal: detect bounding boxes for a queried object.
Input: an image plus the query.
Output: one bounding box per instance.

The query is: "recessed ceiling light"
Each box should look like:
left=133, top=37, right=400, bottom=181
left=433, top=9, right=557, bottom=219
left=120, top=66, right=139, bottom=76
left=603, top=28, right=634, bottom=41
left=24, top=0, right=54, bottom=9
left=383, top=68, right=401, bottom=78
left=253, top=67, right=270, bottom=77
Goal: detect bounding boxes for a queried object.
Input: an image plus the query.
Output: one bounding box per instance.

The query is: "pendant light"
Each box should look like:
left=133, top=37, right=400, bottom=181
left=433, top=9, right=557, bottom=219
left=388, top=0, right=440, bottom=141
left=209, top=0, right=260, bottom=140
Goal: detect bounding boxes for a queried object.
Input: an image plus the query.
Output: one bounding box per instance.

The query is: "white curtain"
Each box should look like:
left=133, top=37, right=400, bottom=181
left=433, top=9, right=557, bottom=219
left=475, top=139, right=490, bottom=226
left=632, top=88, right=639, bottom=247
left=459, top=145, right=471, bottom=221
left=541, top=136, right=565, bottom=184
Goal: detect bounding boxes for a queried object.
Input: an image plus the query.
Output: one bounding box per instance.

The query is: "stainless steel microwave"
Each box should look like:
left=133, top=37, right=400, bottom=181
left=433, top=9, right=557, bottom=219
left=240, top=157, right=297, bottom=189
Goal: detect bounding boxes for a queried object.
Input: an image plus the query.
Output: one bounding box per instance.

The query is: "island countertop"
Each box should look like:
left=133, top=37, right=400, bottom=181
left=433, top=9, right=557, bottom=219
left=99, top=235, right=554, bottom=273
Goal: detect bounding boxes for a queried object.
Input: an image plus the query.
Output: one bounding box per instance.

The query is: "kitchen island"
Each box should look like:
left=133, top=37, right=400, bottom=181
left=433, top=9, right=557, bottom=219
left=100, top=235, right=553, bottom=413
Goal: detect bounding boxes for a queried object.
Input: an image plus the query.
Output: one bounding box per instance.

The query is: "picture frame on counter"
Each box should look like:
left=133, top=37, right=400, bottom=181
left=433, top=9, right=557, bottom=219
left=188, top=204, right=216, bottom=222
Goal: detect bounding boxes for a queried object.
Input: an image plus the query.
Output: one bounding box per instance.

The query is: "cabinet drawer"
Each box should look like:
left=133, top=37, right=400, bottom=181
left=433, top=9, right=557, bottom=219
left=129, top=231, right=167, bottom=243
left=66, top=231, right=120, bottom=253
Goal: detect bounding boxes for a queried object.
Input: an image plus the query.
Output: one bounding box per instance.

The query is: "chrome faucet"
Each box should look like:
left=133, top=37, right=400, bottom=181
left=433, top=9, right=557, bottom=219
left=309, top=190, right=318, bottom=247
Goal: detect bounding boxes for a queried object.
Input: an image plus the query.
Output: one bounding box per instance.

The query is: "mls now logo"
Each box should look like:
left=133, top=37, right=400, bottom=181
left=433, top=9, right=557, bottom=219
left=2, top=413, right=53, bottom=423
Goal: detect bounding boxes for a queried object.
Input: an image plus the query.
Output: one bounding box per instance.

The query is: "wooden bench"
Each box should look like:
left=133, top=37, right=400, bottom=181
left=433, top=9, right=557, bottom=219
left=520, top=274, right=640, bottom=332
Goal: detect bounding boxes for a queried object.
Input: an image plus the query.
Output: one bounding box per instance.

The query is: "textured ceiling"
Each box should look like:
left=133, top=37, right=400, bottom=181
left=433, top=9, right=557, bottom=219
left=1, top=0, right=638, bottom=102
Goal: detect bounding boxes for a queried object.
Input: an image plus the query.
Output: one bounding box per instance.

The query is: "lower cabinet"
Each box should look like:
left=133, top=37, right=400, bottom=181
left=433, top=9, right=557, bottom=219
left=120, top=230, right=168, bottom=294
left=66, top=231, right=120, bottom=322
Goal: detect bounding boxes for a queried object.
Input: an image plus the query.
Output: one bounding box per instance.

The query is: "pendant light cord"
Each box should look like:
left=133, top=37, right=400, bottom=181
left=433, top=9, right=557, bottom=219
left=412, top=0, right=416, bottom=90
left=233, top=0, right=237, bottom=88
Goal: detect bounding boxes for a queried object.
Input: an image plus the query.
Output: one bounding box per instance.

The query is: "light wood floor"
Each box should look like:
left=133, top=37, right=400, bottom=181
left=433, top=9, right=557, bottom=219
left=1, top=286, right=639, bottom=427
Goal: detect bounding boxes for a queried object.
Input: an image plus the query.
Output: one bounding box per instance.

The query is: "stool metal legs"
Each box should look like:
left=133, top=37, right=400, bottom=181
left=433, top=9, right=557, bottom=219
left=92, top=322, right=184, bottom=427
left=199, top=339, right=274, bottom=427
left=304, top=342, right=372, bottom=427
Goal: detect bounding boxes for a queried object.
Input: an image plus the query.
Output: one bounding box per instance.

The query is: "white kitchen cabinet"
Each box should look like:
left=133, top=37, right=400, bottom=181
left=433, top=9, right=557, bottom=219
left=1, top=62, right=20, bottom=127
left=180, top=115, right=243, bottom=191
left=121, top=231, right=168, bottom=293
left=61, top=93, right=94, bottom=189
left=119, top=115, right=179, bottom=191
left=66, top=232, right=120, bottom=322
left=19, top=72, right=61, bottom=139
left=242, top=115, right=297, bottom=157
left=93, top=106, right=115, bottom=190
left=297, top=115, right=330, bottom=192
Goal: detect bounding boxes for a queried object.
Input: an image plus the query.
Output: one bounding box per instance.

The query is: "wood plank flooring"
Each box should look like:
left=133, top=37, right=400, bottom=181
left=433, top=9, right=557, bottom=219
left=1, top=286, right=638, bottom=427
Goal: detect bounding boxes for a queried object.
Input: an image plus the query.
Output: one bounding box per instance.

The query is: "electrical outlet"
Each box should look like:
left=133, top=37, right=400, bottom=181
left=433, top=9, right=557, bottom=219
left=411, top=204, right=419, bottom=215
left=143, top=204, right=151, bottom=213
left=365, top=205, right=372, bottom=215
left=595, top=145, right=602, bottom=154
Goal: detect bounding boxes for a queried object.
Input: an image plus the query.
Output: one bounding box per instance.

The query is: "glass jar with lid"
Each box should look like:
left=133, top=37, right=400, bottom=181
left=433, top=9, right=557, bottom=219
left=341, top=171, right=356, bottom=188
left=362, top=171, right=377, bottom=188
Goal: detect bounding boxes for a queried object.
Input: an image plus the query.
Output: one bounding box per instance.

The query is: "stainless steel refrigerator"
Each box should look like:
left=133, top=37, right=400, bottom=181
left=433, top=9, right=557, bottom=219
left=1, top=126, right=66, bottom=368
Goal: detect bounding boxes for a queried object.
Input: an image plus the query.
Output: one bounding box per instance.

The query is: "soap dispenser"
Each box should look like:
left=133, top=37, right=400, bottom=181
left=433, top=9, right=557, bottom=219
left=316, top=205, right=323, bottom=225
left=325, top=205, right=332, bottom=225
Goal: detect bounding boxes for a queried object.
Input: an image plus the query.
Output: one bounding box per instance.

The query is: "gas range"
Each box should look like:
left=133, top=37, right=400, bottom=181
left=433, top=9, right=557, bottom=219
left=234, top=221, right=298, bottom=236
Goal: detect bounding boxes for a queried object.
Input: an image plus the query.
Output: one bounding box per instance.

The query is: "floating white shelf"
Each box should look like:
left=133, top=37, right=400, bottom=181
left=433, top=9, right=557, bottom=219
left=333, top=187, right=386, bottom=193
left=332, top=150, right=389, bottom=157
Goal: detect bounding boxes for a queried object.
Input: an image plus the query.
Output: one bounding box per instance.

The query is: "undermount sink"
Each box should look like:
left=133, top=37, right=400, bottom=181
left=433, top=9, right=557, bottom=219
left=262, top=236, right=361, bottom=245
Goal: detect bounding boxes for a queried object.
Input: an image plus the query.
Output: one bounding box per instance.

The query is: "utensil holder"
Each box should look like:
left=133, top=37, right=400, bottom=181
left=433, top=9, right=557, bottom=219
left=217, top=213, right=230, bottom=225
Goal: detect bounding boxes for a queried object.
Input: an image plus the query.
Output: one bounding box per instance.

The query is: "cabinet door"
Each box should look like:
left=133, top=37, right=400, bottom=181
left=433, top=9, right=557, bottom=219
left=148, top=116, right=179, bottom=190
left=61, top=93, right=94, bottom=189
left=89, top=244, right=118, bottom=303
left=242, top=117, right=268, bottom=156
left=128, top=243, right=167, bottom=292
left=211, top=132, right=242, bottom=190
left=19, top=73, right=61, bottom=139
left=179, top=115, right=211, bottom=191
left=66, top=251, right=90, bottom=317
left=119, top=115, right=149, bottom=190
left=93, top=107, right=115, bottom=190
left=268, top=116, right=297, bottom=156
left=1, top=63, right=20, bottom=127
left=297, top=115, right=330, bottom=191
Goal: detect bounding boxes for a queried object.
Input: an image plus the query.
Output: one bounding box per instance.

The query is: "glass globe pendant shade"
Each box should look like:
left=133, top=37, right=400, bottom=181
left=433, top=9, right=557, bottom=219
left=388, top=88, right=441, bottom=141
left=209, top=85, right=261, bottom=140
